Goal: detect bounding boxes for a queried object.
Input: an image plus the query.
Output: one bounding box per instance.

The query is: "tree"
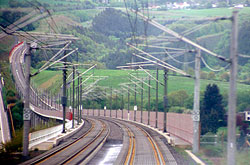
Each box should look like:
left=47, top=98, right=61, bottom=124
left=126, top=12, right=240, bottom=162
left=245, top=0, right=250, bottom=7
left=236, top=115, right=249, bottom=150
left=207, top=72, right=216, bottom=80
left=237, top=90, right=250, bottom=112
left=239, top=20, right=250, bottom=65
left=168, top=90, right=189, bottom=107
left=201, top=84, right=226, bottom=135
left=220, top=72, right=230, bottom=82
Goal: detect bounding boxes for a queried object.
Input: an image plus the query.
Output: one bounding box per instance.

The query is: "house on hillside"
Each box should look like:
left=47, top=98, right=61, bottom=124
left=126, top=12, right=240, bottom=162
left=245, top=111, right=250, bottom=121
left=172, top=2, right=190, bottom=9
left=238, top=111, right=250, bottom=122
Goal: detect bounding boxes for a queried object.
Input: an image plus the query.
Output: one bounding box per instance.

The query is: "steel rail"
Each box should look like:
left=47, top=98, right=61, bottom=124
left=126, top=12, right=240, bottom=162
left=94, top=117, right=136, bottom=165
left=124, top=126, right=136, bottom=165
left=22, top=119, right=95, bottom=165
left=102, top=117, right=167, bottom=165
left=62, top=120, right=110, bottom=164
left=136, top=125, right=165, bottom=165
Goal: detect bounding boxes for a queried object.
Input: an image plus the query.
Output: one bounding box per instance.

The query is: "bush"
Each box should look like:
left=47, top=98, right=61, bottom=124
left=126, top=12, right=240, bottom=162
left=187, top=67, right=194, bottom=76
left=202, top=145, right=223, bottom=157
left=242, top=77, right=250, bottom=85
left=82, top=0, right=96, bottom=9
left=9, top=0, right=32, bottom=8
left=6, top=90, right=15, bottom=97
left=184, top=93, right=194, bottom=109
left=168, top=90, right=189, bottom=107
left=11, top=101, right=24, bottom=129
left=207, top=72, right=216, bottom=80
left=34, top=61, right=47, bottom=70
left=237, top=90, right=250, bottom=112
left=6, top=89, right=17, bottom=104
left=6, top=96, right=17, bottom=104
left=220, top=72, right=230, bottom=82
left=200, top=71, right=208, bottom=79
left=169, top=106, right=186, bottom=113
left=218, top=2, right=228, bottom=8
left=217, top=127, right=227, bottom=142
left=2, top=129, right=23, bottom=153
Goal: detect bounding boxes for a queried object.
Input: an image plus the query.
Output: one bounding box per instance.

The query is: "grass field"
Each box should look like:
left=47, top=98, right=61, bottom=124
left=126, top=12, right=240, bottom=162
left=31, top=68, right=250, bottom=98
left=149, top=7, right=250, bottom=20
left=0, top=0, right=82, bottom=7
left=117, top=7, right=250, bottom=22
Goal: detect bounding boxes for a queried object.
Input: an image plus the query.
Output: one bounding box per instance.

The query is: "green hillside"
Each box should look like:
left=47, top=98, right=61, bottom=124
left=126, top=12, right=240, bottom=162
left=31, top=68, right=250, bottom=97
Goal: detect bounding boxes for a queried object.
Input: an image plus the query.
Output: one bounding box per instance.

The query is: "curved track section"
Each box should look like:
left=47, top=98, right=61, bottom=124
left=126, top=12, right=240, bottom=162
left=10, top=42, right=64, bottom=120
left=116, top=119, right=165, bottom=165
left=88, top=117, right=178, bottom=165
left=21, top=118, right=110, bottom=165
left=10, top=43, right=179, bottom=164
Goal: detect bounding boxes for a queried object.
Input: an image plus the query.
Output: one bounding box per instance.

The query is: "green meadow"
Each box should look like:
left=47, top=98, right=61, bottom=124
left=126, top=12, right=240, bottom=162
left=31, top=68, right=250, bottom=97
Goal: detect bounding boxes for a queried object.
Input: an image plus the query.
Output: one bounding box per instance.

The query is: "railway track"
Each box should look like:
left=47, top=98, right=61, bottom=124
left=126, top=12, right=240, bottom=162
left=124, top=126, right=136, bottom=165
left=21, top=118, right=110, bottom=165
left=97, top=117, right=136, bottom=165
left=135, top=124, right=166, bottom=165
left=21, top=116, right=179, bottom=165
left=61, top=120, right=109, bottom=165
left=116, top=119, right=167, bottom=165
left=93, top=117, right=177, bottom=165
left=10, top=42, right=179, bottom=165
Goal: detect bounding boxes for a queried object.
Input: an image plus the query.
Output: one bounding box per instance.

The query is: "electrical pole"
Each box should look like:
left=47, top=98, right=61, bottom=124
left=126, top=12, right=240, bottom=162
left=72, top=66, right=75, bottom=128
left=156, top=68, right=159, bottom=128
left=80, top=77, right=82, bottom=122
left=58, top=94, right=60, bottom=110
left=77, top=72, right=80, bottom=124
left=47, top=91, right=50, bottom=110
left=46, top=91, right=49, bottom=110
left=128, top=87, right=130, bottom=120
left=134, top=84, right=136, bottom=121
left=51, top=91, right=53, bottom=108
left=104, top=88, right=106, bottom=116
left=110, top=86, right=112, bottom=117
left=227, top=10, right=238, bottom=165
left=62, top=56, right=67, bottom=133
left=122, top=94, right=124, bottom=119
left=163, top=69, right=168, bottom=132
left=69, top=87, right=71, bottom=111
left=193, top=49, right=201, bottom=153
left=116, top=91, right=118, bottom=118
left=23, top=43, right=31, bottom=158
left=36, top=89, right=38, bottom=107
left=98, top=103, right=100, bottom=116
left=148, top=76, right=151, bottom=125
left=184, top=51, right=188, bottom=72
left=41, top=91, right=44, bottom=109
left=141, top=80, right=143, bottom=123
